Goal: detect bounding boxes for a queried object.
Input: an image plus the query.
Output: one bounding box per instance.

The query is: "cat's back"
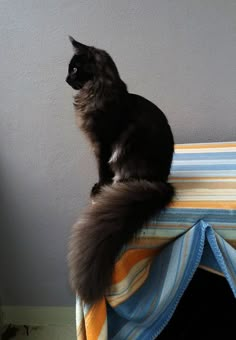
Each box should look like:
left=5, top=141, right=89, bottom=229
left=128, top=93, right=169, bottom=124
left=128, top=93, right=173, bottom=142
left=120, top=93, right=174, bottom=180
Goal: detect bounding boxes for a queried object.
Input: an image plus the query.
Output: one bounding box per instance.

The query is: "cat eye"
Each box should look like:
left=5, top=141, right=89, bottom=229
left=71, top=67, right=78, bottom=75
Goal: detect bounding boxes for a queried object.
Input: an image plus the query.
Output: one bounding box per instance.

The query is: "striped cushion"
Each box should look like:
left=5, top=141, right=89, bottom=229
left=76, top=142, right=236, bottom=340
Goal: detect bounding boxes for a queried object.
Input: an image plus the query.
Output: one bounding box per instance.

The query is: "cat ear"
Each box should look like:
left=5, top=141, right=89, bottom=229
left=69, top=36, right=89, bottom=55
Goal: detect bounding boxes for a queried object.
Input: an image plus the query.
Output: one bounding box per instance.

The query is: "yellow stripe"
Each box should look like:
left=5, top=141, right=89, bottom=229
left=175, top=142, right=236, bottom=149
left=109, top=259, right=152, bottom=307
left=98, top=318, right=107, bottom=340
left=85, top=299, right=106, bottom=340
left=113, top=248, right=160, bottom=284
left=170, top=201, right=236, bottom=209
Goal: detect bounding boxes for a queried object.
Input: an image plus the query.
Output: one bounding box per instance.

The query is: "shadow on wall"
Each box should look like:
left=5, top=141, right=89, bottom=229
left=0, top=158, right=74, bottom=306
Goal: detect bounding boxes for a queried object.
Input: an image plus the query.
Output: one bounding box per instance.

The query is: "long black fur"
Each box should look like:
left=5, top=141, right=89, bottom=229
left=66, top=37, right=175, bottom=303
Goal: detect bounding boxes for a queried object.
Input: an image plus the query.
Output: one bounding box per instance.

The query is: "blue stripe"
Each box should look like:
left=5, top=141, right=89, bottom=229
left=157, top=214, right=236, bottom=223
left=107, top=221, right=236, bottom=339
left=156, top=209, right=236, bottom=223
left=111, top=247, right=173, bottom=339
left=219, top=240, right=236, bottom=277
left=173, top=152, right=236, bottom=161
left=172, top=164, right=236, bottom=171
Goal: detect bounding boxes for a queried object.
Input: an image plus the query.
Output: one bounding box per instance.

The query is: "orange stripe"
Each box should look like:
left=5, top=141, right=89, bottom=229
left=170, top=201, right=236, bottom=209
left=109, top=260, right=152, bottom=307
left=112, top=248, right=161, bottom=284
left=175, top=142, right=236, bottom=149
left=85, top=299, right=106, bottom=340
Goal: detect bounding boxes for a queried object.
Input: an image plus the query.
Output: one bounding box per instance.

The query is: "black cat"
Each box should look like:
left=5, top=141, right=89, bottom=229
left=66, top=37, right=174, bottom=303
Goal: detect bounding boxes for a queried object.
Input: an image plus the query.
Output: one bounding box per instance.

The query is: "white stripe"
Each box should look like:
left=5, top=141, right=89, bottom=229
left=108, top=258, right=151, bottom=307
left=174, top=159, right=236, bottom=165
left=171, top=170, right=236, bottom=177
left=157, top=234, right=192, bottom=315
left=98, top=318, right=108, bottom=340
left=177, top=189, right=236, bottom=194
left=175, top=195, right=236, bottom=201
left=175, top=147, right=236, bottom=154
left=177, top=142, right=236, bottom=146
left=170, top=179, right=236, bottom=183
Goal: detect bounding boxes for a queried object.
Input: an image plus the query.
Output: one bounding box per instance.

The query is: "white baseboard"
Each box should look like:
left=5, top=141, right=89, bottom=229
left=1, top=306, right=75, bottom=326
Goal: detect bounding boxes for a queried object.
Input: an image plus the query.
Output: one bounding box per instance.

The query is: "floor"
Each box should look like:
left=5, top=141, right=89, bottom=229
left=1, top=270, right=235, bottom=339
left=1, top=324, right=76, bottom=340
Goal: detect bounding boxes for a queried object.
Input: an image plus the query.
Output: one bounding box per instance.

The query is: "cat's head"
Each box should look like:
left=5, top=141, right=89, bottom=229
left=66, top=36, right=122, bottom=91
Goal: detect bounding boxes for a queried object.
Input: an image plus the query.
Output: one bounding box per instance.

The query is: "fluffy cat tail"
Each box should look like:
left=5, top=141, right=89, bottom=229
left=68, top=180, right=174, bottom=303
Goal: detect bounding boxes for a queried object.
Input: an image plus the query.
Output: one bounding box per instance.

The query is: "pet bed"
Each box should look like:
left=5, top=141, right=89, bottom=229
left=76, top=141, right=236, bottom=340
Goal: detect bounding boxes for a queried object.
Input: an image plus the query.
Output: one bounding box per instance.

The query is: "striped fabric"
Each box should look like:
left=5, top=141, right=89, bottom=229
left=76, top=142, right=236, bottom=340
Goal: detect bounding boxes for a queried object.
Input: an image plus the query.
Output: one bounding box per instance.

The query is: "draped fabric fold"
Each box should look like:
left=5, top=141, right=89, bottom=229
left=76, top=142, right=236, bottom=340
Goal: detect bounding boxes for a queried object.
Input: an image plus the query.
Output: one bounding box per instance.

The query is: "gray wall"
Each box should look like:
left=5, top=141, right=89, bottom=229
left=0, top=0, right=235, bottom=306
